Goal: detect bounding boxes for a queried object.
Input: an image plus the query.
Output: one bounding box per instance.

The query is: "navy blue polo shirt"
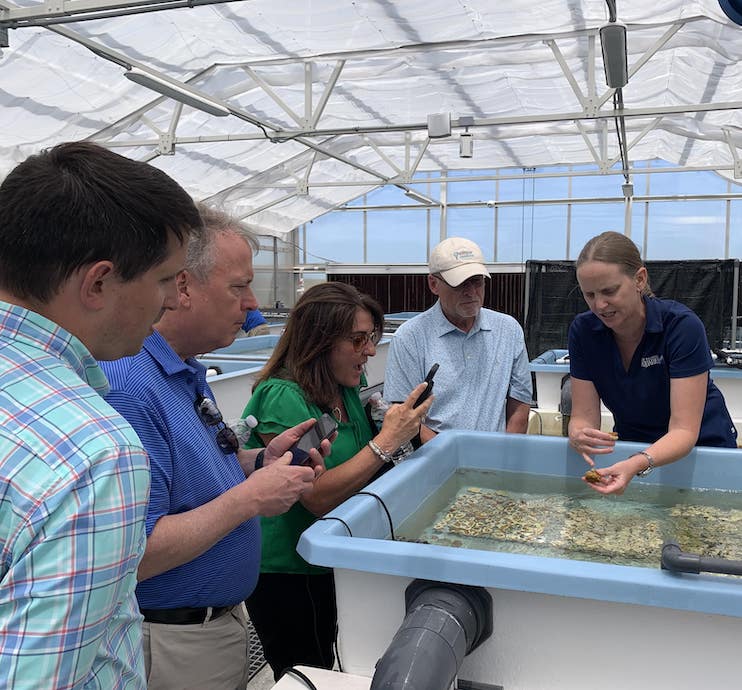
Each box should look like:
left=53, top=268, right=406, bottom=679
left=100, top=330, right=261, bottom=608
left=568, top=297, right=737, bottom=447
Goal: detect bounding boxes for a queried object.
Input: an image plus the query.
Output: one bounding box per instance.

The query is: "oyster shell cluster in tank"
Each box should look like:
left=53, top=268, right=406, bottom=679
left=406, top=485, right=742, bottom=568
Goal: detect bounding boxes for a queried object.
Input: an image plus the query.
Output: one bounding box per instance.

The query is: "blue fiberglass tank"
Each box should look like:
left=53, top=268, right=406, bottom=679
left=299, top=431, right=742, bottom=690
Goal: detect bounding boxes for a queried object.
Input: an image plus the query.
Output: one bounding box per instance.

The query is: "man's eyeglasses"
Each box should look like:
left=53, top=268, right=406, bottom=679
left=433, top=274, right=486, bottom=291
left=194, top=394, right=240, bottom=454
left=344, top=330, right=381, bottom=353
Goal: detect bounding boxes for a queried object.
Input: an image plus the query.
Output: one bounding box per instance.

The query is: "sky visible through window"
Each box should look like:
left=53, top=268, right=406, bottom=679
left=302, top=162, right=742, bottom=265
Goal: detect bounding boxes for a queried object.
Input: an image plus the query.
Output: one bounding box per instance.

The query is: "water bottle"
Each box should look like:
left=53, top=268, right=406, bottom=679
left=232, top=414, right=258, bottom=447
left=368, top=393, right=414, bottom=462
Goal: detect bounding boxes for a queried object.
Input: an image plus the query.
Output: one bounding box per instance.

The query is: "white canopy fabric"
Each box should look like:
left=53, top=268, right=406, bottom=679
left=1, top=0, right=742, bottom=236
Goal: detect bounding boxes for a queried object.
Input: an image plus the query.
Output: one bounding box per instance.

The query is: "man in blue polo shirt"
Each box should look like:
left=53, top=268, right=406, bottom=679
left=384, top=237, right=532, bottom=440
left=100, top=205, right=325, bottom=690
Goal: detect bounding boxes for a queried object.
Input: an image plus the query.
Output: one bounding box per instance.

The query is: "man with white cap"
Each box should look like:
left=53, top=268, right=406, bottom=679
left=384, top=237, right=532, bottom=440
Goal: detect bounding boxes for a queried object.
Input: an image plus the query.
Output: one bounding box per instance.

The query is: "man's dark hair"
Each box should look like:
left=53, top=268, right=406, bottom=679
left=0, top=141, right=202, bottom=302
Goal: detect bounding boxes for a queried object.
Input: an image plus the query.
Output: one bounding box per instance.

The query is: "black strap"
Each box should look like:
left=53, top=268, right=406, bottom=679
left=254, top=449, right=266, bottom=470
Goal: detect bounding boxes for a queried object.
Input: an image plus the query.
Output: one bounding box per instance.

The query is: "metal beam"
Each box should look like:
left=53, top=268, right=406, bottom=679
left=45, top=25, right=399, bottom=185
left=0, top=0, right=244, bottom=28
left=325, top=262, right=525, bottom=275
left=210, top=16, right=706, bottom=69
left=310, top=60, right=344, bottom=129
left=242, top=64, right=304, bottom=127
left=267, top=100, right=742, bottom=140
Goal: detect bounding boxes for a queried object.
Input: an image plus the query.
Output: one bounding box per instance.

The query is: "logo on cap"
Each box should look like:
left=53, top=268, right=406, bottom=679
left=452, top=250, right=476, bottom=262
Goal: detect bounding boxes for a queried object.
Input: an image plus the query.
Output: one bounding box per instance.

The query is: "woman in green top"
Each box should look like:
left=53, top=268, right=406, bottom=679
left=242, top=282, right=432, bottom=681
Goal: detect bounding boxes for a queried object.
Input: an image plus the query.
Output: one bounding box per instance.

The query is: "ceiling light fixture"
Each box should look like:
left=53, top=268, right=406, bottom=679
left=459, top=132, right=473, bottom=158
left=124, top=68, right=230, bottom=117
left=458, top=115, right=474, bottom=158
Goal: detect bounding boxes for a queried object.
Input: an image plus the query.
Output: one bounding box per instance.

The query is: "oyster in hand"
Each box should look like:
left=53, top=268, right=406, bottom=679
left=583, top=468, right=603, bottom=484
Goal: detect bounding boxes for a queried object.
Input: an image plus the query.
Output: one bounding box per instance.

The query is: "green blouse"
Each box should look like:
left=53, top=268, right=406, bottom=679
left=242, top=377, right=374, bottom=574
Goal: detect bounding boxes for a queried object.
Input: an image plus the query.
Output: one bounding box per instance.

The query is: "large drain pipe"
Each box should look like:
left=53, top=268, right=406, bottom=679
left=370, top=580, right=492, bottom=690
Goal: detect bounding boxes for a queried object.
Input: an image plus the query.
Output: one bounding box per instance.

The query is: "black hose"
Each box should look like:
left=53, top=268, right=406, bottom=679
left=661, top=541, right=742, bottom=576
left=605, top=0, right=617, bottom=23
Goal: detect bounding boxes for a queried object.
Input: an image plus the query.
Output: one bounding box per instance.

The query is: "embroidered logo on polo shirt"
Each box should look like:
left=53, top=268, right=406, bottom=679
left=641, top=354, right=664, bottom=368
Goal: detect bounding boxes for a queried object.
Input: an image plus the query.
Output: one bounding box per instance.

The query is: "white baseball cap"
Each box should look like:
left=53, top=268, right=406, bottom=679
left=429, top=237, right=489, bottom=287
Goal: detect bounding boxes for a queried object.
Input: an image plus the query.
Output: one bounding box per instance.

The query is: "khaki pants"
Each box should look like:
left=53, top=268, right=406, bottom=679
left=143, top=604, right=251, bottom=690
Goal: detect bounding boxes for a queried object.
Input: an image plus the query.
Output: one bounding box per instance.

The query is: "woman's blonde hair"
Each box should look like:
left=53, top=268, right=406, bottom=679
left=576, top=230, right=654, bottom=297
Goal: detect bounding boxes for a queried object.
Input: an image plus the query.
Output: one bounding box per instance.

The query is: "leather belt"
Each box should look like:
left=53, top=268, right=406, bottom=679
left=140, top=605, right=236, bottom=625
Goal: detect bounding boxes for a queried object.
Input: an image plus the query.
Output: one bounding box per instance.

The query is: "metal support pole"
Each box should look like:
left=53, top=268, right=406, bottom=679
left=732, top=260, right=739, bottom=348
left=272, top=235, right=279, bottom=307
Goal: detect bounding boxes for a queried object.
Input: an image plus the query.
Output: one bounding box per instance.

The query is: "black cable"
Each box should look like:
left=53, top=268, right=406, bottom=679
left=613, top=89, right=631, bottom=185
left=282, top=667, right=319, bottom=690
left=312, top=515, right=353, bottom=673
left=333, top=627, right=344, bottom=673
left=616, top=89, right=630, bottom=184
left=303, top=574, right=332, bottom=672
left=605, top=0, right=617, bottom=23
left=355, top=490, right=396, bottom=541
left=317, top=516, right=353, bottom=537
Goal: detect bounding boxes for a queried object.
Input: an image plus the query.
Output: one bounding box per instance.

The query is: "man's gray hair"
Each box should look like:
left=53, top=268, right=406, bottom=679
left=188, top=203, right=259, bottom=282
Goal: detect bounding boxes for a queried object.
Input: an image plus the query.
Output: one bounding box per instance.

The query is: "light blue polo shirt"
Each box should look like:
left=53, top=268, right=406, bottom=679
left=384, top=302, right=532, bottom=432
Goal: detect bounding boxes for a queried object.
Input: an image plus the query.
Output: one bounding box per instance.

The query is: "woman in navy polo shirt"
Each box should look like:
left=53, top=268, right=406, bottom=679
left=568, top=231, right=737, bottom=494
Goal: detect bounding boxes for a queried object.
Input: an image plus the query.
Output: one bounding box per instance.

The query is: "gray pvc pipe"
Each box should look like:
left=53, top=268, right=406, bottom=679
left=369, top=584, right=488, bottom=690
left=661, top=541, right=742, bottom=576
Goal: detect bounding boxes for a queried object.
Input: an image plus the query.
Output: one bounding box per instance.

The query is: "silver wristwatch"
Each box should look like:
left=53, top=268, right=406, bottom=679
left=634, top=450, right=654, bottom=477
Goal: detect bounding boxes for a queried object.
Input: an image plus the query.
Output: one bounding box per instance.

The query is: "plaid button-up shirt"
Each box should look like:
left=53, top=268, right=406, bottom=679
left=0, top=301, right=149, bottom=689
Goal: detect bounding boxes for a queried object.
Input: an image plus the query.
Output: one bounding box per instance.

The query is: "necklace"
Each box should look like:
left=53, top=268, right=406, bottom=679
left=331, top=405, right=343, bottom=423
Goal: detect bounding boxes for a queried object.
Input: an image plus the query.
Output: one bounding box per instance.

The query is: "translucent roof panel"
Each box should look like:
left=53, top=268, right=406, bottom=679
left=1, top=0, right=741, bottom=236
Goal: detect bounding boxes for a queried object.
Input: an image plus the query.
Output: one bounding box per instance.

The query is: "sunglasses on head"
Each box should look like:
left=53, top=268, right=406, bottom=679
left=344, top=330, right=381, bottom=352
left=194, top=394, right=240, bottom=454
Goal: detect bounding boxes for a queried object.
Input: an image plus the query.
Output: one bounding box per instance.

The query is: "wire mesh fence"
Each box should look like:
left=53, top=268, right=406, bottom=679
left=247, top=615, right=266, bottom=681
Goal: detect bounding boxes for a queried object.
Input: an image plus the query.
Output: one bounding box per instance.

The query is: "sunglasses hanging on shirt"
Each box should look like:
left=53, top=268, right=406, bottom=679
left=194, top=394, right=240, bottom=454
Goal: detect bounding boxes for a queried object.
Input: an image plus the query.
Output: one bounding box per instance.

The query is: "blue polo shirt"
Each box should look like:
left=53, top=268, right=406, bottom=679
left=100, top=330, right=261, bottom=608
left=568, top=297, right=737, bottom=447
left=243, top=309, right=267, bottom=332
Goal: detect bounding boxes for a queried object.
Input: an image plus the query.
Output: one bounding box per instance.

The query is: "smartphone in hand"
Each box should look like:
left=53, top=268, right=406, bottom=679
left=412, top=363, right=439, bottom=409
left=289, top=413, right=337, bottom=465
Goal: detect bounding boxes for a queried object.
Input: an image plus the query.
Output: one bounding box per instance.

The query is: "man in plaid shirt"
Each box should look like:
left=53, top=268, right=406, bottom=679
left=0, top=142, right=201, bottom=689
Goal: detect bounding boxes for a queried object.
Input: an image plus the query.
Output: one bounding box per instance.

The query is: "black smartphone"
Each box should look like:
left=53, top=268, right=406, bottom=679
left=413, top=363, right=439, bottom=408
left=289, top=412, right=338, bottom=465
